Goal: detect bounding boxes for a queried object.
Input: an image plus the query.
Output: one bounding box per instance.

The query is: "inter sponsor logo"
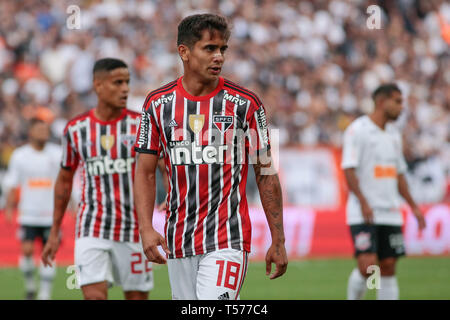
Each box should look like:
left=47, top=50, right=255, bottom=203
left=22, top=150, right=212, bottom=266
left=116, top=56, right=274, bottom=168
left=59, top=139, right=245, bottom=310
left=153, top=94, right=174, bottom=108
left=224, top=93, right=247, bottom=106
left=87, top=156, right=135, bottom=176
left=168, top=140, right=228, bottom=165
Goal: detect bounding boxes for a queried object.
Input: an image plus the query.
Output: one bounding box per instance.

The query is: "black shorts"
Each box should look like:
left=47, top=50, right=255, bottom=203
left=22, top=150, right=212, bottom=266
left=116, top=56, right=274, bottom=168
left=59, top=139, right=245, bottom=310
left=18, top=226, right=51, bottom=245
left=349, top=224, right=405, bottom=260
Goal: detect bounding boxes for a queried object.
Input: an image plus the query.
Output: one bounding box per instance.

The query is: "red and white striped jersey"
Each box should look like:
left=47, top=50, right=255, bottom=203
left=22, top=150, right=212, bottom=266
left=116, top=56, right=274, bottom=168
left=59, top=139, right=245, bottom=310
left=135, top=77, right=271, bottom=258
left=62, top=108, right=141, bottom=242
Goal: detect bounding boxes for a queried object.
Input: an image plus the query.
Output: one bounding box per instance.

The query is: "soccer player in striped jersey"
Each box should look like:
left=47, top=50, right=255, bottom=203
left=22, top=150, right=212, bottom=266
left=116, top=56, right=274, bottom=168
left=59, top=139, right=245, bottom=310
left=134, top=14, right=288, bottom=300
left=42, top=58, right=153, bottom=300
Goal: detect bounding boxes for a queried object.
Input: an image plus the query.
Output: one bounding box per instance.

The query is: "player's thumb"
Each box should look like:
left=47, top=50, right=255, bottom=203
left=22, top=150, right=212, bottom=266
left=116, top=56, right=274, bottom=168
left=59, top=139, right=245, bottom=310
left=265, top=257, right=272, bottom=276
left=159, top=235, right=170, bottom=255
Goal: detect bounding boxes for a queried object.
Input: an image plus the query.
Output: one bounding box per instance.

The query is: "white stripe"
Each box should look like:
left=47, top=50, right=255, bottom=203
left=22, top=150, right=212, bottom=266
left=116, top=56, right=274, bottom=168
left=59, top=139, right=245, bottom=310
left=73, top=120, right=86, bottom=237
left=214, top=96, right=226, bottom=251
left=80, top=120, right=92, bottom=238
left=117, top=120, right=126, bottom=241
left=204, top=97, right=213, bottom=253
left=127, top=120, right=136, bottom=241
left=98, top=124, right=110, bottom=239
left=89, top=123, right=102, bottom=236
left=180, top=97, right=188, bottom=257
left=166, top=92, right=177, bottom=253
left=192, top=101, right=201, bottom=255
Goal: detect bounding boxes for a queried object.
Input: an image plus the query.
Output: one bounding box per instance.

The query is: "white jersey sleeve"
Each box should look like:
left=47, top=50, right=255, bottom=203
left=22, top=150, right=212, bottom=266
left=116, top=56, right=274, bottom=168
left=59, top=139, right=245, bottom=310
left=3, top=150, right=22, bottom=192
left=341, top=121, right=362, bottom=169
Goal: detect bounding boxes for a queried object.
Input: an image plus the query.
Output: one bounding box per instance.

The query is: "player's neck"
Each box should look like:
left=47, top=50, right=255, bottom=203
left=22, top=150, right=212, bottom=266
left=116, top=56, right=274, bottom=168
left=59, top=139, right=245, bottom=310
left=30, top=141, right=46, bottom=151
left=181, top=74, right=219, bottom=97
left=369, top=112, right=387, bottom=130
left=94, top=103, right=124, bottom=122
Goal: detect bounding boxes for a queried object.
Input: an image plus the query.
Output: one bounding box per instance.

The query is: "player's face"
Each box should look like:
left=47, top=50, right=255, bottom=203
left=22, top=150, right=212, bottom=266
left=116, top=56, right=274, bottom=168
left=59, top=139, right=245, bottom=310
left=383, top=91, right=403, bottom=121
left=95, top=68, right=130, bottom=109
left=183, top=29, right=228, bottom=82
left=29, top=121, right=50, bottom=144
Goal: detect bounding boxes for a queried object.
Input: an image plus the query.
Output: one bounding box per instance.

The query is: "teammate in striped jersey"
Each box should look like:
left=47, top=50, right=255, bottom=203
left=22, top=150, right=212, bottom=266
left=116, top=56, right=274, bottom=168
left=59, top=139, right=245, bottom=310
left=134, top=14, right=288, bottom=300
left=42, top=58, right=153, bottom=300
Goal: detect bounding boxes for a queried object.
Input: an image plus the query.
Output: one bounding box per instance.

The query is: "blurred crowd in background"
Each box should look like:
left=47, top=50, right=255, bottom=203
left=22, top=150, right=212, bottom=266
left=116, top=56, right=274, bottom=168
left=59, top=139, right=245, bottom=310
left=0, top=0, right=449, bottom=203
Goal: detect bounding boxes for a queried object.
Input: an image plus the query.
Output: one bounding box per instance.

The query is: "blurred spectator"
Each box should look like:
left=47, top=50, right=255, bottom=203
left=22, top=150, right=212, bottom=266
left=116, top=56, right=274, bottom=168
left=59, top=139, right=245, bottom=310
left=0, top=0, right=449, bottom=202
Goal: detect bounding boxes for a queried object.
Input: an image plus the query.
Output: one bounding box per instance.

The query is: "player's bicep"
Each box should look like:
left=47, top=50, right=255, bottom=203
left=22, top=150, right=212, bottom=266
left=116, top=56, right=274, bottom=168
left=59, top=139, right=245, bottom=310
left=136, top=153, right=159, bottom=178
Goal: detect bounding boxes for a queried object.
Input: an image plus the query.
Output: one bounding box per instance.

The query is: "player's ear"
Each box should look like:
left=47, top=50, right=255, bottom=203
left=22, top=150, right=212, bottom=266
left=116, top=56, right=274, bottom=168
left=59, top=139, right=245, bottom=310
left=178, top=44, right=190, bottom=62
left=93, top=74, right=103, bottom=94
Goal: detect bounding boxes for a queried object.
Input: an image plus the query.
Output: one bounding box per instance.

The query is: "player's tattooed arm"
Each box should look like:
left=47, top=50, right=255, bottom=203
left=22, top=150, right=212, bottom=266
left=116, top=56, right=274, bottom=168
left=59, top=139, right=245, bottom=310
left=253, top=150, right=288, bottom=279
left=134, top=153, right=170, bottom=264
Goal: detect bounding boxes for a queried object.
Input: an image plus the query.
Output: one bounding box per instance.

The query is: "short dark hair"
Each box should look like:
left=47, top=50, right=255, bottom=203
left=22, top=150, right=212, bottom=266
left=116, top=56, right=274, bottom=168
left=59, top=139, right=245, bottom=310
left=28, top=117, right=46, bottom=131
left=93, top=58, right=128, bottom=76
left=372, top=83, right=401, bottom=101
left=177, top=14, right=230, bottom=48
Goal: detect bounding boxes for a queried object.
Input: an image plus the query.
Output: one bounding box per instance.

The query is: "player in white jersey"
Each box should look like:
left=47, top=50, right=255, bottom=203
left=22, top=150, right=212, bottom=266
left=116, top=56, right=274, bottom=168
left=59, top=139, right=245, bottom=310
left=3, top=118, right=61, bottom=299
left=342, top=83, right=426, bottom=300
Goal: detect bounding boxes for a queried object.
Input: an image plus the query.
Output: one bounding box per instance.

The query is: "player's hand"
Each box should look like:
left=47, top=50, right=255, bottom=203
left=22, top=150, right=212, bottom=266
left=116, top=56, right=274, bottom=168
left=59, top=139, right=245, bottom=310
left=361, top=200, right=374, bottom=224
left=42, top=228, right=60, bottom=267
left=265, top=242, right=288, bottom=280
left=141, top=228, right=170, bottom=264
left=412, top=206, right=426, bottom=230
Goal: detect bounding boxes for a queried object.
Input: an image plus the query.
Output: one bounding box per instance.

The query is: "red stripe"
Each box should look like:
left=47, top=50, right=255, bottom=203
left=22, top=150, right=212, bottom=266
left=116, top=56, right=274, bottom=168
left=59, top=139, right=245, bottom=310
left=174, top=165, right=187, bottom=257
left=172, top=95, right=187, bottom=257
left=92, top=122, right=103, bottom=238
left=217, top=98, right=235, bottom=249
left=239, top=164, right=251, bottom=252
left=77, top=167, right=87, bottom=239
left=194, top=99, right=211, bottom=254
left=130, top=120, right=140, bottom=242
left=70, top=126, right=83, bottom=239
left=110, top=122, right=122, bottom=241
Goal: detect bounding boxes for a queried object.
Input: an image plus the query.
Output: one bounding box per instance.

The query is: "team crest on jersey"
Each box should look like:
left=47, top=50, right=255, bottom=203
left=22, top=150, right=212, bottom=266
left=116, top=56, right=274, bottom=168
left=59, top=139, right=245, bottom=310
left=120, top=134, right=136, bottom=147
left=189, top=115, right=205, bottom=134
left=213, top=115, right=233, bottom=133
left=100, top=135, right=115, bottom=151
left=355, top=231, right=372, bottom=251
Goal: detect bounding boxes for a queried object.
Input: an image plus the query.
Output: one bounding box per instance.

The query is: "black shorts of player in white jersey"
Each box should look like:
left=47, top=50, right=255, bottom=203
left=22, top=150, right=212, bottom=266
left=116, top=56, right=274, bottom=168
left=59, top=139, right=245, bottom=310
left=18, top=226, right=51, bottom=244
left=349, top=224, right=406, bottom=260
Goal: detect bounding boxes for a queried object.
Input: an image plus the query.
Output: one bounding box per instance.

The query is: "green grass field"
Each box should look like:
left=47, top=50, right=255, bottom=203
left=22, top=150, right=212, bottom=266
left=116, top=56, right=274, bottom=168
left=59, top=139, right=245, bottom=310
left=0, top=256, right=449, bottom=300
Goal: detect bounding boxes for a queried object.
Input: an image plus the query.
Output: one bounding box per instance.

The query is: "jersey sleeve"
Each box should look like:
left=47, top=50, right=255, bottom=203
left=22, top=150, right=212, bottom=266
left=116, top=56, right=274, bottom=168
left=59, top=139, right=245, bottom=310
left=246, top=102, right=271, bottom=157
left=134, top=100, right=160, bottom=155
left=395, top=133, right=408, bottom=175
left=2, top=150, right=21, bottom=191
left=341, top=123, right=362, bottom=169
left=61, top=127, right=80, bottom=170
